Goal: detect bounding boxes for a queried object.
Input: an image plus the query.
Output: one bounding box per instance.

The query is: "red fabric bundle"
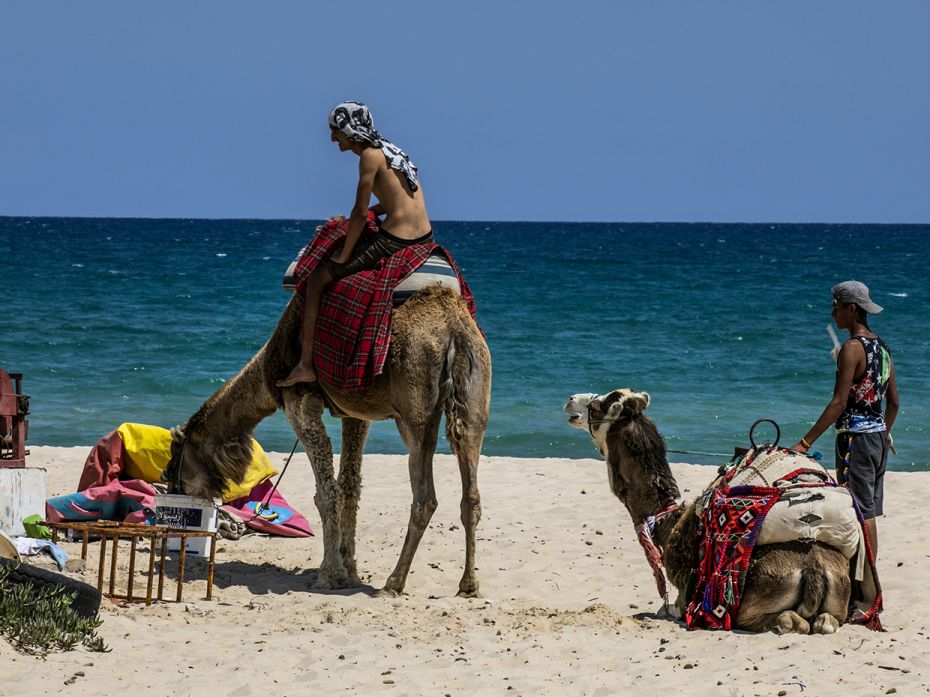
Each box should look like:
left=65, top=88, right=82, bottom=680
left=292, top=216, right=478, bottom=391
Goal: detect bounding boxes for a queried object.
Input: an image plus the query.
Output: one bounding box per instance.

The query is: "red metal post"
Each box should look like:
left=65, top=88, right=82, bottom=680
left=0, top=370, right=28, bottom=468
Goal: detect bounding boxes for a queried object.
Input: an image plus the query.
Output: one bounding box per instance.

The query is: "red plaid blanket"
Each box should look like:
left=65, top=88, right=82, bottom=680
left=292, top=216, right=478, bottom=391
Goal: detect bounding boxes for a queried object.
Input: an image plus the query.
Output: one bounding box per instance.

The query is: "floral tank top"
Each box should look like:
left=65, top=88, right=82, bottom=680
left=835, top=335, right=892, bottom=434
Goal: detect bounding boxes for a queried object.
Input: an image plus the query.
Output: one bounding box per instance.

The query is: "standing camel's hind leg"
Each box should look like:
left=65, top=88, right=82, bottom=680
left=283, top=392, right=348, bottom=589
left=379, top=408, right=443, bottom=597
left=444, top=356, right=489, bottom=597
left=338, top=417, right=370, bottom=587
left=451, top=424, right=483, bottom=598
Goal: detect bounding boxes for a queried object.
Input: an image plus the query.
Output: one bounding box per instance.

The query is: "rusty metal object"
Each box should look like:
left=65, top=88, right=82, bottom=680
left=0, top=370, right=28, bottom=468
left=46, top=521, right=216, bottom=604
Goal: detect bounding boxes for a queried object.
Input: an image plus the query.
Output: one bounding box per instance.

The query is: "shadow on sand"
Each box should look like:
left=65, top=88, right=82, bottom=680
left=159, top=557, right=378, bottom=597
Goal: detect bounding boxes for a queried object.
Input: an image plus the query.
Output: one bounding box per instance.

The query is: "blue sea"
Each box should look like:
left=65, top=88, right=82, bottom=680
left=2, top=218, right=927, bottom=471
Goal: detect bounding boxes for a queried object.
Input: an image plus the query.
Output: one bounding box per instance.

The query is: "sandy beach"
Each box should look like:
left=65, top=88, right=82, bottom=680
left=3, top=446, right=929, bottom=696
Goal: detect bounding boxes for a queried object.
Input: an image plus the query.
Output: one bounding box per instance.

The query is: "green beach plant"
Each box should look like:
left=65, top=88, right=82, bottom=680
left=0, top=562, right=108, bottom=655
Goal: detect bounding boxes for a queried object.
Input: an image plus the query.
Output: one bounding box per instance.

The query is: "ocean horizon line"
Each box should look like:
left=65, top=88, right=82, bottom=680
left=2, top=214, right=929, bottom=227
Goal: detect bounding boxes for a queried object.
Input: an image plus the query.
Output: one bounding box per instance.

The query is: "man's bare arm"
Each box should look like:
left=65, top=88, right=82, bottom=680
left=332, top=149, right=380, bottom=263
left=791, top=339, right=860, bottom=452
left=884, top=359, right=899, bottom=452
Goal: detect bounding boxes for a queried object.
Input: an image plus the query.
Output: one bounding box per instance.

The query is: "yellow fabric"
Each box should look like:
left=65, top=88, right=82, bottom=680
left=117, top=422, right=277, bottom=502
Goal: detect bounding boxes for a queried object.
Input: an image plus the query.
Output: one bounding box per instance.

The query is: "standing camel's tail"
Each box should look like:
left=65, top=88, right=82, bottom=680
left=439, top=321, right=490, bottom=455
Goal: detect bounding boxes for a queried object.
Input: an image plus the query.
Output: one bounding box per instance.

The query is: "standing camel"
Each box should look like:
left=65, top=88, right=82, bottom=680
left=166, top=285, right=491, bottom=597
left=565, top=388, right=854, bottom=634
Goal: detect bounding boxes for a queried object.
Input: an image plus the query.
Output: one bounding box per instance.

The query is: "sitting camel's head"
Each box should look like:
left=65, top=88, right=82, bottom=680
left=164, top=418, right=252, bottom=501
left=565, top=388, right=676, bottom=520
left=564, top=389, right=651, bottom=455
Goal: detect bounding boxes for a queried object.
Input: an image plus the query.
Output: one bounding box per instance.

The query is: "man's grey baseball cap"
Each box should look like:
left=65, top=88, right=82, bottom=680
left=832, top=280, right=884, bottom=314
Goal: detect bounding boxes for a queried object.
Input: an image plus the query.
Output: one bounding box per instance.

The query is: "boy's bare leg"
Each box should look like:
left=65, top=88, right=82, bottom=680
left=277, top=268, right=333, bottom=387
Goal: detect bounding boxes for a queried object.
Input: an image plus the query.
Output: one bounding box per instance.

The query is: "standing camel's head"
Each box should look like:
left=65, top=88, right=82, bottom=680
left=164, top=415, right=252, bottom=500
left=564, top=388, right=679, bottom=524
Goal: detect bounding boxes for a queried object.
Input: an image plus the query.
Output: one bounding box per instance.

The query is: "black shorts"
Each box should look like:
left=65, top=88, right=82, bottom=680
left=835, top=431, right=888, bottom=518
left=325, top=227, right=433, bottom=280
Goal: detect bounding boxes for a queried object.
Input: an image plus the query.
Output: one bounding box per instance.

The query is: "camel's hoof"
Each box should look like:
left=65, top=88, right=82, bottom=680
left=774, top=611, right=811, bottom=635
left=456, top=587, right=482, bottom=599
left=457, top=575, right=480, bottom=599
left=313, top=577, right=346, bottom=591
left=812, top=613, right=840, bottom=635
left=375, top=587, right=402, bottom=598
left=313, top=568, right=350, bottom=590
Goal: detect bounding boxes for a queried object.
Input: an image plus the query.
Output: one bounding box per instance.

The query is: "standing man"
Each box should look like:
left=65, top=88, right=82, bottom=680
left=791, top=280, right=899, bottom=560
left=277, top=101, right=433, bottom=387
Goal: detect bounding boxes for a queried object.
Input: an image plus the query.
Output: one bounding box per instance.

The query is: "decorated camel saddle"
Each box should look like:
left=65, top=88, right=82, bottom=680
left=282, top=215, right=478, bottom=392
left=686, top=420, right=881, bottom=630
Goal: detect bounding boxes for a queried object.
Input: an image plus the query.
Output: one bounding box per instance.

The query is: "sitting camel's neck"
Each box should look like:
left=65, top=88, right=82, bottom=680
left=651, top=500, right=700, bottom=593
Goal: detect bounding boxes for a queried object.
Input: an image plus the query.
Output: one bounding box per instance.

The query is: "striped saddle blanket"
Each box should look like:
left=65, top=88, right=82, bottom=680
left=283, top=247, right=460, bottom=306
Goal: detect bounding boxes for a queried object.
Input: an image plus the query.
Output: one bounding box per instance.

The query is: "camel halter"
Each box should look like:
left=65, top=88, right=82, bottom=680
left=162, top=433, right=190, bottom=493
left=633, top=501, right=680, bottom=606
left=585, top=406, right=617, bottom=439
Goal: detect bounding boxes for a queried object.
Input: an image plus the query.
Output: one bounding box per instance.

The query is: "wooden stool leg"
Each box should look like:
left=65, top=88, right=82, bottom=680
left=108, top=535, right=119, bottom=596
left=158, top=536, right=168, bottom=601
left=96, top=535, right=108, bottom=592
left=176, top=537, right=187, bottom=602
left=206, top=534, right=217, bottom=601
left=127, top=536, right=138, bottom=602
left=146, top=535, right=156, bottom=607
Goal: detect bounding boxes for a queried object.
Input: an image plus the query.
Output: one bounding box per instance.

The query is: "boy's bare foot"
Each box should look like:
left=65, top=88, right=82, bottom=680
left=276, top=364, right=318, bottom=387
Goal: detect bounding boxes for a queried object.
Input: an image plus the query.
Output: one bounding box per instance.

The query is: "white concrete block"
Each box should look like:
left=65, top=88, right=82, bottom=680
left=0, top=468, right=46, bottom=536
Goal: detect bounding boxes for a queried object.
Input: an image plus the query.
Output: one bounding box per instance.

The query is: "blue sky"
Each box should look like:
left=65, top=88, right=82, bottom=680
left=2, top=2, right=928, bottom=222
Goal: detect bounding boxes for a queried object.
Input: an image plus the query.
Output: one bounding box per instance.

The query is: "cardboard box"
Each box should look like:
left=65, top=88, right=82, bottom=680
left=154, top=494, right=217, bottom=556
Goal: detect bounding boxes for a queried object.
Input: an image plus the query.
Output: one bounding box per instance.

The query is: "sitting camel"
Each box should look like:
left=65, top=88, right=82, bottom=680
left=165, top=285, right=491, bottom=597
left=565, top=388, right=853, bottom=634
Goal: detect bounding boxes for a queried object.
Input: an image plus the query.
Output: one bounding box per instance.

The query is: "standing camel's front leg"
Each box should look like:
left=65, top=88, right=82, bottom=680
left=379, top=410, right=442, bottom=596
left=283, top=392, right=348, bottom=589
left=338, top=417, right=370, bottom=586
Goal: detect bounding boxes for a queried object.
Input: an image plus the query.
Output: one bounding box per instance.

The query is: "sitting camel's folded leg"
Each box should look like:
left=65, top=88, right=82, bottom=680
left=337, top=417, right=370, bottom=587
left=737, top=590, right=811, bottom=634
left=379, top=409, right=442, bottom=597
left=283, top=391, right=348, bottom=589
left=736, top=542, right=850, bottom=634
left=810, top=543, right=850, bottom=634
left=736, top=544, right=810, bottom=633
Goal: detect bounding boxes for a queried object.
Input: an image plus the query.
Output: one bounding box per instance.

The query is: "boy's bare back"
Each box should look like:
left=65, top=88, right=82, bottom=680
left=363, top=147, right=431, bottom=240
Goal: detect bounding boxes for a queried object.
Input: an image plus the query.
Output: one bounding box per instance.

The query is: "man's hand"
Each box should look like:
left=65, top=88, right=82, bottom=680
left=887, top=432, right=896, bottom=454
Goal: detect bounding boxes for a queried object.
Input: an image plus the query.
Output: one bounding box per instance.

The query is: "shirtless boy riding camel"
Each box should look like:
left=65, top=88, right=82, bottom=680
left=277, top=101, right=433, bottom=387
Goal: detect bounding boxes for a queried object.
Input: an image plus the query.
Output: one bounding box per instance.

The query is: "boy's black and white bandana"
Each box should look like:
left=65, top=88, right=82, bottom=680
left=328, top=101, right=419, bottom=192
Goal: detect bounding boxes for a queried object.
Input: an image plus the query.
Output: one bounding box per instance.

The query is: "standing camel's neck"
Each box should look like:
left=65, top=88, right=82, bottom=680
left=195, top=343, right=279, bottom=436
